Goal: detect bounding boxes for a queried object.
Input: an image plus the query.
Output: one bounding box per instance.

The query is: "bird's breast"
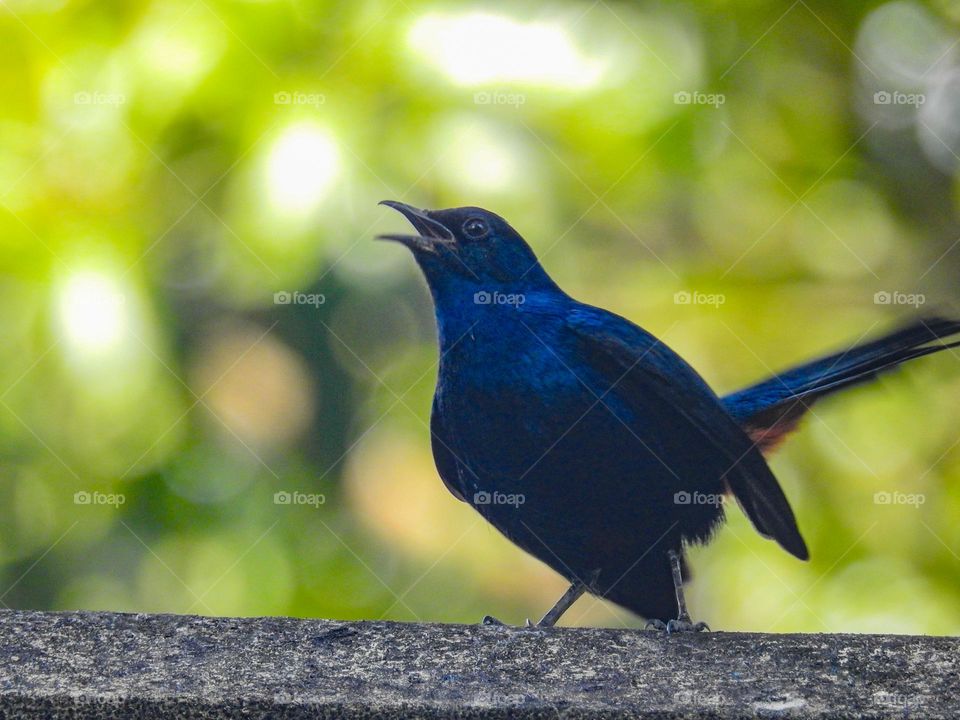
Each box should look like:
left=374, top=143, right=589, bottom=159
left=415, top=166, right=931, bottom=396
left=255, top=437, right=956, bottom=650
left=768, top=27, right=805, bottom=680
left=433, top=335, right=620, bottom=481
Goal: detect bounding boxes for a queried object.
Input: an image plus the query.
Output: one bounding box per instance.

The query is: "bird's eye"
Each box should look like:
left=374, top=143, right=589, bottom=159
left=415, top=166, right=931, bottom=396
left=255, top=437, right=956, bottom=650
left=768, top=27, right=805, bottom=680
left=462, top=217, right=489, bottom=239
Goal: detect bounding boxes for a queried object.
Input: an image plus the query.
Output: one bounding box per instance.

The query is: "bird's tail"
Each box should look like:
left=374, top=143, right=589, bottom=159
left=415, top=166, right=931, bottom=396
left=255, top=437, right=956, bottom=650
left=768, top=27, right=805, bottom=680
left=722, top=317, right=960, bottom=452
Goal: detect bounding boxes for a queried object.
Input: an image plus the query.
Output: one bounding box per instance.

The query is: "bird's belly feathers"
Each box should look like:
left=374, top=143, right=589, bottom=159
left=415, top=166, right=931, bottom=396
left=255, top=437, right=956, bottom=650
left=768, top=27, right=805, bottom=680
left=432, top=359, right=727, bottom=574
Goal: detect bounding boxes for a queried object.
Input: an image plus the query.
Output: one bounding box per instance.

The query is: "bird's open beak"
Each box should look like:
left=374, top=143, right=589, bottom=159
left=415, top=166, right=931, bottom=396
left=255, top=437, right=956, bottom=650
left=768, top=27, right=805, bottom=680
left=377, top=200, right=454, bottom=253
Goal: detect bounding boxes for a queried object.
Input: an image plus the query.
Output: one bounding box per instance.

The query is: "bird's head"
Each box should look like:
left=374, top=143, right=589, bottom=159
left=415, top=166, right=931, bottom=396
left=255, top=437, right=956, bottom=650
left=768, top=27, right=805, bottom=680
left=378, top=201, right=559, bottom=300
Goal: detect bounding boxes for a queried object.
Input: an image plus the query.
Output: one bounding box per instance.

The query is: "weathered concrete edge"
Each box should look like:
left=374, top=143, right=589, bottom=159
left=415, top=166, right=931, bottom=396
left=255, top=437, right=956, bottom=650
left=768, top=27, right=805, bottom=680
left=0, top=609, right=958, bottom=719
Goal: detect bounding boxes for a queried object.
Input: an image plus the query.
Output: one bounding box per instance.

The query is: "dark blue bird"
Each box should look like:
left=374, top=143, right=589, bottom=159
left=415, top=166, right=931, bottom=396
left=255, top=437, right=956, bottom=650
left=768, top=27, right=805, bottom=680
left=379, top=200, right=960, bottom=630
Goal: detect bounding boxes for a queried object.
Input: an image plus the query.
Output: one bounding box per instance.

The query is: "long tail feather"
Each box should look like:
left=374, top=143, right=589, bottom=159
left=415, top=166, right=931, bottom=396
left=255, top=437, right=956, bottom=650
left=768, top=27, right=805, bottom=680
left=723, top=317, right=960, bottom=452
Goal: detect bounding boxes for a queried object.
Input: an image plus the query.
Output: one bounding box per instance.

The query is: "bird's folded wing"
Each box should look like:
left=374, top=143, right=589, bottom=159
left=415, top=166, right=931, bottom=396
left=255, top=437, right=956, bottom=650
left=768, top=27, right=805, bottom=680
left=567, top=309, right=809, bottom=560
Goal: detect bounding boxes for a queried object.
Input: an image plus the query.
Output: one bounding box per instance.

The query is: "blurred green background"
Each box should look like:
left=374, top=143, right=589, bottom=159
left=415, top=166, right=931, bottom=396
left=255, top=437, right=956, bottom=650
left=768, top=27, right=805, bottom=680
left=2, top=0, right=960, bottom=634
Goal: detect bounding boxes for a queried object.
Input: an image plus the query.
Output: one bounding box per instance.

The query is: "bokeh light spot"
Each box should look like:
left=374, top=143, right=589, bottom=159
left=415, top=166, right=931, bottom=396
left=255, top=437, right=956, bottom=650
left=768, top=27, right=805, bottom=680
left=56, top=270, right=129, bottom=355
left=436, top=119, right=522, bottom=194
left=191, top=324, right=316, bottom=452
left=408, top=12, right=604, bottom=88
left=265, top=123, right=341, bottom=216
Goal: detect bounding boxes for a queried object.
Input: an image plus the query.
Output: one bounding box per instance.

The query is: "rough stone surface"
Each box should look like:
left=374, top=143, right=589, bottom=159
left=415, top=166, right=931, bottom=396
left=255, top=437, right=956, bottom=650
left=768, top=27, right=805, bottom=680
left=0, top=610, right=957, bottom=718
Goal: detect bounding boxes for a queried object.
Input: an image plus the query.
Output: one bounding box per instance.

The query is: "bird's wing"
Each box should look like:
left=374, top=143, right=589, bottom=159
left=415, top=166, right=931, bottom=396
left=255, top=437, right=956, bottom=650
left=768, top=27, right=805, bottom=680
left=567, top=307, right=809, bottom=560
left=430, top=399, right=467, bottom=503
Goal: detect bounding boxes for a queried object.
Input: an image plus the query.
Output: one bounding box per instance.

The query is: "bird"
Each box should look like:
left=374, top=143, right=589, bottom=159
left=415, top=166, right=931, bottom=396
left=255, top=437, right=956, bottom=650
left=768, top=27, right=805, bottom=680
left=378, top=200, right=960, bottom=631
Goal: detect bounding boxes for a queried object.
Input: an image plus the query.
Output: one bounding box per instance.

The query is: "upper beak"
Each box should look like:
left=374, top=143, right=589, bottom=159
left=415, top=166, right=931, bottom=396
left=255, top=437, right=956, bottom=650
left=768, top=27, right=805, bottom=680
left=377, top=200, right=454, bottom=253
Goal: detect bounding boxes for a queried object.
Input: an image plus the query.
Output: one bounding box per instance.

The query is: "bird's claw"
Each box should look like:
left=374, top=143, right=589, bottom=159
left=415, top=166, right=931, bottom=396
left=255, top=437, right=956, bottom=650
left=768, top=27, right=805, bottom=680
left=667, top=618, right=709, bottom=634
left=481, top=615, right=546, bottom=630
left=646, top=617, right=709, bottom=634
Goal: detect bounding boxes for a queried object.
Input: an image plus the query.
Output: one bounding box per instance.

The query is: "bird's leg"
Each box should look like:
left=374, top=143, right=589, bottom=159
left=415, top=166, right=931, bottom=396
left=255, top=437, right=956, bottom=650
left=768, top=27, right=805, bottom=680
left=669, top=549, right=694, bottom=626
left=482, top=573, right=594, bottom=628
left=645, top=550, right=710, bottom=634
left=530, top=580, right=587, bottom=628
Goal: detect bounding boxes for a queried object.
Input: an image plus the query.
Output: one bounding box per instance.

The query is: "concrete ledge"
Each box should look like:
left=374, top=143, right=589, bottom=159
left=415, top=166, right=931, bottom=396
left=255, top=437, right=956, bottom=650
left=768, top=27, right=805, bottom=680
left=0, top=610, right=957, bottom=718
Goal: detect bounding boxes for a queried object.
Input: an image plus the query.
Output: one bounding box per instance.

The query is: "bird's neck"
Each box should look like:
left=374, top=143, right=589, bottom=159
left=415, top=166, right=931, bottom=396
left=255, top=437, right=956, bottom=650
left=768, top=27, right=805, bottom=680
left=430, top=282, right=569, bottom=360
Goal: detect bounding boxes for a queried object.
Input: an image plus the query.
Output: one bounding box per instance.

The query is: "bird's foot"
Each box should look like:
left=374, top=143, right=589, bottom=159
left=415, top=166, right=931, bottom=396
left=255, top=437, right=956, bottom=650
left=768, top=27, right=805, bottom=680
left=667, top=618, right=710, bottom=634
left=645, top=615, right=709, bottom=634
left=481, top=615, right=545, bottom=629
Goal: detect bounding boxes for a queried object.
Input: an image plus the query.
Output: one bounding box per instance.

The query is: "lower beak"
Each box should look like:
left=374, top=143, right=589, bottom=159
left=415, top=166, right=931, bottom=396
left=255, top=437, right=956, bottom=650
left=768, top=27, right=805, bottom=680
left=377, top=200, right=454, bottom=253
